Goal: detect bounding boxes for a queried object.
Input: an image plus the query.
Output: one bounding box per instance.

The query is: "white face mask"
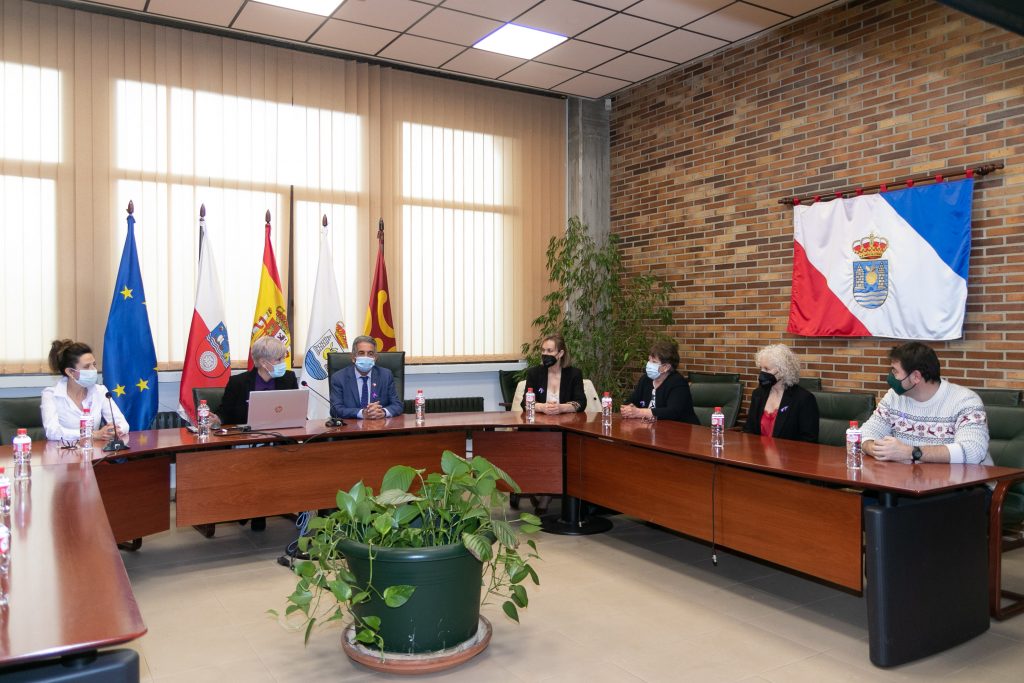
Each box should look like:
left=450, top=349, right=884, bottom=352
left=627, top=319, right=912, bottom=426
left=645, top=361, right=663, bottom=380
left=75, top=368, right=98, bottom=388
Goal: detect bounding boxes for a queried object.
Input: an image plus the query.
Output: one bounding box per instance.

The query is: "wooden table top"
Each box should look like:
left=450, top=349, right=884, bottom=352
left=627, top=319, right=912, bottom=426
left=36, top=411, right=1022, bottom=496
left=0, top=463, right=146, bottom=666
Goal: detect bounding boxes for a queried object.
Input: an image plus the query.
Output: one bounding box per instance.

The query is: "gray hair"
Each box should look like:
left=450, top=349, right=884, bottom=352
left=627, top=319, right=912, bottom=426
left=251, top=336, right=287, bottom=363
left=755, top=344, right=801, bottom=387
left=351, top=335, right=377, bottom=351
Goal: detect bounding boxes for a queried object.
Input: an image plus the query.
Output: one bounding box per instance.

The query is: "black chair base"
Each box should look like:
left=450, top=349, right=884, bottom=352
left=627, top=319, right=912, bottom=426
left=541, top=496, right=613, bottom=536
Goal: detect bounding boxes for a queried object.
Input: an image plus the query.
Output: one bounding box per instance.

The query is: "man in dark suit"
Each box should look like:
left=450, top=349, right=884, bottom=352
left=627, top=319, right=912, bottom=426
left=329, top=335, right=403, bottom=419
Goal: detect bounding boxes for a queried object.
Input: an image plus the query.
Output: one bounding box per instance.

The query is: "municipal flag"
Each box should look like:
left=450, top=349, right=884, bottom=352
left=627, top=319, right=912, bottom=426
left=364, top=219, right=397, bottom=351
left=102, top=201, right=159, bottom=431
left=300, top=216, right=349, bottom=418
left=788, top=178, right=973, bottom=340
left=178, top=206, right=231, bottom=421
left=249, top=211, right=291, bottom=368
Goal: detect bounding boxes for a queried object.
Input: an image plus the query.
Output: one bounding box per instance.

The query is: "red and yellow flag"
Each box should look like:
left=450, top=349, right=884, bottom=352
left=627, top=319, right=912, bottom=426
left=248, top=211, right=291, bottom=368
left=364, top=219, right=397, bottom=352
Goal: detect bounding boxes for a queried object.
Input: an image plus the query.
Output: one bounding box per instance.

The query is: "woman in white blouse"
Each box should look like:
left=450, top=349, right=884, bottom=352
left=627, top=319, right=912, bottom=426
left=41, top=339, right=129, bottom=442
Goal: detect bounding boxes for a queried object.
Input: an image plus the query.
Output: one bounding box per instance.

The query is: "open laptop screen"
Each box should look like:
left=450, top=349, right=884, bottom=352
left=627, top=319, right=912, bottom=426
left=246, top=389, right=309, bottom=430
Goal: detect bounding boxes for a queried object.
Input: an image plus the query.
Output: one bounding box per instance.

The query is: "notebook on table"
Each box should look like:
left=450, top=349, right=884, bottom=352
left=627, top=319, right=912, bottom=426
left=246, top=389, right=309, bottom=430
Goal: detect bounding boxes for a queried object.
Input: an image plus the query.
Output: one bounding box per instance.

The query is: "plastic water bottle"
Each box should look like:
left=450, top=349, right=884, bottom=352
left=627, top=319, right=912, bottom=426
left=415, top=389, right=426, bottom=424
left=79, top=407, right=93, bottom=450
left=601, top=392, right=613, bottom=427
left=12, top=429, right=31, bottom=481
left=197, top=400, right=211, bottom=439
left=845, top=421, right=863, bottom=469
left=711, top=406, right=725, bottom=450
left=0, top=519, right=9, bottom=606
left=525, top=387, right=536, bottom=423
left=0, top=467, right=9, bottom=516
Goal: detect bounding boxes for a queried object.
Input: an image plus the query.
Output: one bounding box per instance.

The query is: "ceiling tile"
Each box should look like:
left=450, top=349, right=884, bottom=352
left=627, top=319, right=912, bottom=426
left=534, top=39, right=622, bottom=71
left=584, top=0, right=641, bottom=9
left=378, top=34, right=463, bottom=67
left=147, top=0, right=241, bottom=27
left=499, top=61, right=580, bottom=89
left=753, top=0, right=832, bottom=16
left=439, top=0, right=538, bottom=22
left=332, top=0, right=432, bottom=32
left=87, top=0, right=146, bottom=9
left=575, top=13, right=672, bottom=51
left=517, top=0, right=615, bottom=37
left=633, top=28, right=726, bottom=62
left=409, top=8, right=502, bottom=45
left=625, top=0, right=731, bottom=27
left=232, top=3, right=324, bottom=41
left=591, top=52, right=674, bottom=81
left=686, top=2, right=788, bottom=41
left=310, top=18, right=398, bottom=54
left=555, top=72, right=630, bottom=98
left=442, top=49, right=525, bottom=78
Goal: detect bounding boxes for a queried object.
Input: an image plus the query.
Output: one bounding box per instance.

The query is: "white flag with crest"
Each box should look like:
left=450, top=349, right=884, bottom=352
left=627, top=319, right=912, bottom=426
left=300, top=223, right=349, bottom=418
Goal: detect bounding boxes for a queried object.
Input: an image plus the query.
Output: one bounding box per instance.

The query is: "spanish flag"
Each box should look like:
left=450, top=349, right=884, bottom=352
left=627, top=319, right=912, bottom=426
left=364, top=218, right=397, bottom=352
left=248, top=211, right=291, bottom=369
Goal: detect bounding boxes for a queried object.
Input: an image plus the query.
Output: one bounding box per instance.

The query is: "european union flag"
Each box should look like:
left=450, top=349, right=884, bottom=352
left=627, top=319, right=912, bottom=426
left=103, top=203, right=159, bottom=432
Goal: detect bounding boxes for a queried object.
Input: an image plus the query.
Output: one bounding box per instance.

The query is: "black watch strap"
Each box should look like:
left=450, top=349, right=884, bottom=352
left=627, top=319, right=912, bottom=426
left=912, top=446, right=923, bottom=462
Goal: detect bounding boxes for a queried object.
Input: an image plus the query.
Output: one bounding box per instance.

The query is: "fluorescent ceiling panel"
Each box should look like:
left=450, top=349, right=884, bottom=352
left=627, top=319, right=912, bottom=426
left=474, top=23, right=568, bottom=60
left=254, top=0, right=343, bottom=16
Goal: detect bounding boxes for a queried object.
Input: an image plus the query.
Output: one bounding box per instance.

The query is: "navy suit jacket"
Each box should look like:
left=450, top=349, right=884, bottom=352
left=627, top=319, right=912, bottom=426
left=329, top=364, right=403, bottom=419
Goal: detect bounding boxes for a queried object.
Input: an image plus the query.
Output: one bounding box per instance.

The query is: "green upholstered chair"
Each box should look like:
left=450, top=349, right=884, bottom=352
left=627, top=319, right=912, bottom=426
left=327, top=351, right=406, bottom=401
left=690, top=382, right=742, bottom=428
left=987, top=404, right=1024, bottom=619
left=798, top=377, right=822, bottom=391
left=973, top=388, right=1022, bottom=407
left=810, top=390, right=876, bottom=447
left=688, top=372, right=740, bottom=384
left=193, top=386, right=226, bottom=418
left=0, top=396, right=45, bottom=443
left=498, top=369, right=520, bottom=411
left=401, top=396, right=484, bottom=414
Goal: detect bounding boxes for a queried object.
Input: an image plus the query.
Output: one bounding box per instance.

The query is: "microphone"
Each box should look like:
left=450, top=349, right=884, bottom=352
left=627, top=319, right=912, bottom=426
left=301, top=381, right=346, bottom=427
left=102, top=391, right=130, bottom=452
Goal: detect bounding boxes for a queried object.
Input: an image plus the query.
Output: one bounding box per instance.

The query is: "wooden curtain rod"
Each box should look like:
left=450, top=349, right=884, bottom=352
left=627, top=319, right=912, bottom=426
left=777, top=161, right=1004, bottom=206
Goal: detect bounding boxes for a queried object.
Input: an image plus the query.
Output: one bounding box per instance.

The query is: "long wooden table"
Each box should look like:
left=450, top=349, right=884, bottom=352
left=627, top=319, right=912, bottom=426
left=10, top=411, right=1022, bottom=670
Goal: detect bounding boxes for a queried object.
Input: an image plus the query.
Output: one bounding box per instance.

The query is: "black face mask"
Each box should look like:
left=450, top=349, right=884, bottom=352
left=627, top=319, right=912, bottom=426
left=758, top=371, right=778, bottom=389
left=541, top=354, right=558, bottom=368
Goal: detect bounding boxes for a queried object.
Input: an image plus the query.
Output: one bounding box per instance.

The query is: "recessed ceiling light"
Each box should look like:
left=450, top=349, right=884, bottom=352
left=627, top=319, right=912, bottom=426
left=253, top=0, right=344, bottom=17
left=474, top=24, right=568, bottom=60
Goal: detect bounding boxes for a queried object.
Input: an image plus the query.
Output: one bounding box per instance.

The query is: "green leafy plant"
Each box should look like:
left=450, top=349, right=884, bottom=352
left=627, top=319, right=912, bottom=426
left=523, top=215, right=674, bottom=402
left=272, top=451, right=541, bottom=651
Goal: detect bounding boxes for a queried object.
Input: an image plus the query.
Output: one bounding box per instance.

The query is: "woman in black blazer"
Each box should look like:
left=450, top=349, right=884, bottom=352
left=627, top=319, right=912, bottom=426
left=742, top=344, right=819, bottom=443
left=520, top=334, right=587, bottom=414
left=621, top=339, right=700, bottom=424
left=217, top=336, right=299, bottom=425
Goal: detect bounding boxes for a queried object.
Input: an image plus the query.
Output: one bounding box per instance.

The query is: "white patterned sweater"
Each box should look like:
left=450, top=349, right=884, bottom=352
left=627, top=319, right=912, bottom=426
left=861, top=379, right=992, bottom=465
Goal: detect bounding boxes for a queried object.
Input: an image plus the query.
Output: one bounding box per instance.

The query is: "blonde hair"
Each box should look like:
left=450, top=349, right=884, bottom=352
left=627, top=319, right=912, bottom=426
left=542, top=334, right=571, bottom=368
left=755, top=344, right=801, bottom=387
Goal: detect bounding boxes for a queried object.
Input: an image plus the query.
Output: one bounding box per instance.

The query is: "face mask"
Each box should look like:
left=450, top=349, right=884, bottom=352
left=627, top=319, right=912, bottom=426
left=269, top=361, right=287, bottom=379
left=887, top=370, right=910, bottom=396
left=355, top=357, right=375, bottom=373
left=541, top=354, right=558, bottom=368
left=758, top=371, right=778, bottom=389
left=75, top=368, right=98, bottom=388
left=645, top=361, right=663, bottom=380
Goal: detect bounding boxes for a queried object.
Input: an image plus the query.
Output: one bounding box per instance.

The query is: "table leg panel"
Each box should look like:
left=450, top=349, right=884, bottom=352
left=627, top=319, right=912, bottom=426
left=471, top=430, right=563, bottom=493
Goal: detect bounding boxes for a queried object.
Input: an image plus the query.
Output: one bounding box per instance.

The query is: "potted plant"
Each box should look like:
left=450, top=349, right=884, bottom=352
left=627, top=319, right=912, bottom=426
left=274, top=450, right=542, bottom=669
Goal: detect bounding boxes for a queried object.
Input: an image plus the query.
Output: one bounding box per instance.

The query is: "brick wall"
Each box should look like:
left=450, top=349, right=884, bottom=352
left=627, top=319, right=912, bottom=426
left=610, top=0, right=1024, bottom=405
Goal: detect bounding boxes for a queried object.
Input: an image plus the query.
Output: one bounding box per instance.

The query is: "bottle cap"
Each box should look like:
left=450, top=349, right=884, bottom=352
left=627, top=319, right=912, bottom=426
left=849, top=420, right=858, bottom=427
left=715, top=406, right=722, bottom=411
left=527, top=387, right=533, bottom=392
left=199, top=399, right=207, bottom=406
left=0, top=466, right=4, bottom=473
left=603, top=391, right=610, bottom=397
left=16, top=428, right=26, bottom=435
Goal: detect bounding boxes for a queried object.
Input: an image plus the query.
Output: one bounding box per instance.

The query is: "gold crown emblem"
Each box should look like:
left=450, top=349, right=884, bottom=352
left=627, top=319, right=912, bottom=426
left=852, top=232, right=889, bottom=260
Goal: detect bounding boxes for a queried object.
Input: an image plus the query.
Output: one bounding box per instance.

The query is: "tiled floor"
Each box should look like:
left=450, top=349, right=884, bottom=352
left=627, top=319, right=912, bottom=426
left=118, top=507, right=1024, bottom=682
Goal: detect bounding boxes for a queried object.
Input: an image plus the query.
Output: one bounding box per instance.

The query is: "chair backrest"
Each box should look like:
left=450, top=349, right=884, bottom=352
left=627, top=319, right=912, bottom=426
left=150, top=411, right=186, bottom=430
left=811, top=390, right=876, bottom=447
left=688, top=372, right=740, bottom=384
left=798, top=377, right=822, bottom=391
left=582, top=379, right=601, bottom=414
left=0, top=396, right=45, bottom=443
left=972, top=388, right=1022, bottom=407
left=498, top=370, right=520, bottom=410
left=327, top=351, right=406, bottom=400
left=987, top=405, right=1024, bottom=469
left=401, top=397, right=484, bottom=414
left=690, top=382, right=742, bottom=428
left=193, top=387, right=226, bottom=417
left=510, top=380, right=527, bottom=413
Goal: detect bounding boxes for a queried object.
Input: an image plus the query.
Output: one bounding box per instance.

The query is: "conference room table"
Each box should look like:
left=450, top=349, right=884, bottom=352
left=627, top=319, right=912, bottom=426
left=6, top=411, right=1022, bottom=670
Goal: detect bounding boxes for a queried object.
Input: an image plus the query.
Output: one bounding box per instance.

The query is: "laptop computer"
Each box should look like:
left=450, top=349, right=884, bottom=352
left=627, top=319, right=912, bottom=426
left=246, top=389, right=310, bottom=430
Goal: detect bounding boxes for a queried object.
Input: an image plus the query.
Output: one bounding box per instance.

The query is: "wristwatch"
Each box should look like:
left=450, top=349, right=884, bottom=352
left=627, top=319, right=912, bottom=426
left=911, top=446, right=923, bottom=463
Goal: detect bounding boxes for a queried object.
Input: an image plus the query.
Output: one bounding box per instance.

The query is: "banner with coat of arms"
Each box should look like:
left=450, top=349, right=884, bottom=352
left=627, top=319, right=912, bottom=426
left=788, top=178, right=973, bottom=340
left=248, top=213, right=292, bottom=368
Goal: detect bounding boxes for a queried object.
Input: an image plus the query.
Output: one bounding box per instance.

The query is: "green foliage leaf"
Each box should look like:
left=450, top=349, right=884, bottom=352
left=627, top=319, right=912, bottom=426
left=381, top=465, right=418, bottom=493
left=511, top=584, right=528, bottom=608
left=519, top=523, right=540, bottom=534
left=502, top=600, right=520, bottom=623
left=355, top=628, right=376, bottom=644
left=518, top=512, right=542, bottom=526
left=491, top=519, right=518, bottom=549
left=362, top=615, right=381, bottom=630
left=375, top=489, right=422, bottom=506
left=441, top=450, right=470, bottom=476
left=328, top=579, right=353, bottom=602
left=372, top=513, right=394, bottom=537
left=462, top=532, right=493, bottom=562
left=304, top=618, right=316, bottom=644
left=336, top=490, right=355, bottom=518
left=294, top=560, right=316, bottom=578
left=383, top=584, right=416, bottom=608
left=526, top=564, right=540, bottom=585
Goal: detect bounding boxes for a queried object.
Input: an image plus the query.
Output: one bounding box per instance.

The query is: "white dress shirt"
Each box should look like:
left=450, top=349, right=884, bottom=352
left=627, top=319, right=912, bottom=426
left=41, top=377, right=130, bottom=441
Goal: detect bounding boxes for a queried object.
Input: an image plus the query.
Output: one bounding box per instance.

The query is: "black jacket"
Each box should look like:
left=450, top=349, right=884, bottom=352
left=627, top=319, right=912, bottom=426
left=217, top=368, right=299, bottom=425
left=627, top=370, right=699, bottom=424
left=521, top=365, right=587, bottom=411
left=742, top=383, right=819, bottom=443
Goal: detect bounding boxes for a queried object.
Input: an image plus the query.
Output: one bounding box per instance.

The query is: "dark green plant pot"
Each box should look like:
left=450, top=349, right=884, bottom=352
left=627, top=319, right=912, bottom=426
left=339, top=539, right=483, bottom=654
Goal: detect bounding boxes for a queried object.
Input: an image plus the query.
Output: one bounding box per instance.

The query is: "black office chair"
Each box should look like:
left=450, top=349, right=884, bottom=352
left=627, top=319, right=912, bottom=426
left=688, top=371, right=740, bottom=384
left=150, top=411, right=186, bottom=429
left=798, top=377, right=823, bottom=391
left=690, top=382, right=743, bottom=428
left=498, top=369, right=520, bottom=411
left=0, top=396, right=46, bottom=444
left=810, top=390, right=876, bottom=447
left=327, top=351, right=406, bottom=401
left=402, top=396, right=484, bottom=414
left=973, top=388, right=1022, bottom=407
left=987, top=404, right=1024, bottom=619
left=192, top=386, right=226, bottom=418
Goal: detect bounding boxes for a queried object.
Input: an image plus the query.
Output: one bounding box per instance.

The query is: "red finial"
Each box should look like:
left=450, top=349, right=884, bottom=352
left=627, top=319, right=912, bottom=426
left=855, top=187, right=864, bottom=196
left=200, top=203, right=206, bottom=218
left=935, top=174, right=943, bottom=183
left=127, top=200, right=134, bottom=215
left=793, top=197, right=801, bottom=205
left=879, top=183, right=887, bottom=193
left=905, top=178, right=914, bottom=188
left=965, top=168, right=974, bottom=178
left=812, top=195, right=820, bottom=203
left=835, top=191, right=844, bottom=199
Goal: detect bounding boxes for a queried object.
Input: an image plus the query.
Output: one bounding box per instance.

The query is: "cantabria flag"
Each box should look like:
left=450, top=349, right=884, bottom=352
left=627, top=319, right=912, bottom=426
left=300, top=219, right=348, bottom=419
left=788, top=178, right=973, bottom=341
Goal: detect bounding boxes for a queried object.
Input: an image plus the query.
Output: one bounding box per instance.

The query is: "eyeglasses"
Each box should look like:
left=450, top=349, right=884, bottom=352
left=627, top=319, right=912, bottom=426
left=60, top=438, right=80, bottom=450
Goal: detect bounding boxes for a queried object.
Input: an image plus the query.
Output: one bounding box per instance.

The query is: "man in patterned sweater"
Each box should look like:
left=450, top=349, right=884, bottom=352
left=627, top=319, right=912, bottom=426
left=862, top=342, right=992, bottom=465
